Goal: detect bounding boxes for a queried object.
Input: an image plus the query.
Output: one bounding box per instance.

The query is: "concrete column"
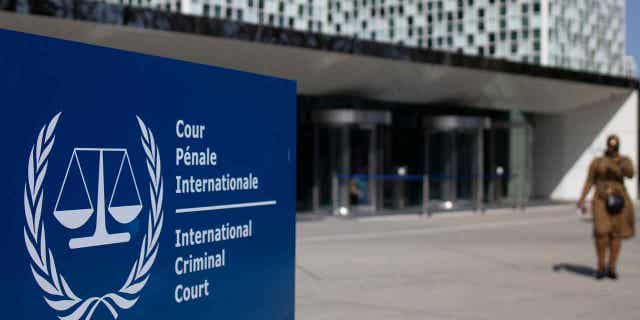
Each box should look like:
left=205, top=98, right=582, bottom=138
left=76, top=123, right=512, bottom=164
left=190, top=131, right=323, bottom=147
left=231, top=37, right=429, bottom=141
left=508, top=110, right=527, bottom=207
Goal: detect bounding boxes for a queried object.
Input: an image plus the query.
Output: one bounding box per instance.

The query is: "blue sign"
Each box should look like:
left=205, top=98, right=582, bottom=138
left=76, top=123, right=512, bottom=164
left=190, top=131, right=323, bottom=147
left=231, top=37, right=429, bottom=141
left=0, top=29, right=296, bottom=319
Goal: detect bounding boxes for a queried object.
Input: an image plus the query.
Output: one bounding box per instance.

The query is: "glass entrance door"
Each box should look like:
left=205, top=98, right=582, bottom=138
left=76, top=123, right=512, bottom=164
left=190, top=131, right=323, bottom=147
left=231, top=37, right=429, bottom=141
left=427, top=130, right=477, bottom=209
left=330, top=125, right=379, bottom=214
left=310, top=110, right=390, bottom=215
left=349, top=127, right=374, bottom=210
left=424, top=116, right=486, bottom=213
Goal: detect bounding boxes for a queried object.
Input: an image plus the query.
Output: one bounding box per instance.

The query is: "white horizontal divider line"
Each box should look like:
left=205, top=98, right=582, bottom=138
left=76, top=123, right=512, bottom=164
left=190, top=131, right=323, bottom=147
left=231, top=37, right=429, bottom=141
left=176, top=200, right=277, bottom=214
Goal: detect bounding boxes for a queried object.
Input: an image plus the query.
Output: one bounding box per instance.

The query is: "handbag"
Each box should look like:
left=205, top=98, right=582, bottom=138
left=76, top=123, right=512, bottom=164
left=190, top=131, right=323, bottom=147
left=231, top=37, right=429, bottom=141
left=606, top=194, right=625, bottom=215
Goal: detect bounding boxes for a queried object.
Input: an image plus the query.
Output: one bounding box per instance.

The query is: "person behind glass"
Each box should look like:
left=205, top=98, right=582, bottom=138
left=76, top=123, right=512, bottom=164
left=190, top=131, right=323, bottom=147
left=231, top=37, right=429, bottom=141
left=577, top=135, right=635, bottom=280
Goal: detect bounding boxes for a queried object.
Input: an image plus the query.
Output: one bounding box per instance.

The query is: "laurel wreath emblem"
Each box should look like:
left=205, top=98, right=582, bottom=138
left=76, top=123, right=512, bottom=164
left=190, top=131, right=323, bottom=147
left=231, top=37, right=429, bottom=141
left=23, top=113, right=164, bottom=320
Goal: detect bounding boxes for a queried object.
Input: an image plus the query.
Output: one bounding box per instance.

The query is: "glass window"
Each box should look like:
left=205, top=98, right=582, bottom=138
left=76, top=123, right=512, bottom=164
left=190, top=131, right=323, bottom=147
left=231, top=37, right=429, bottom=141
left=533, top=2, right=541, bottom=14
left=203, top=4, right=210, bottom=16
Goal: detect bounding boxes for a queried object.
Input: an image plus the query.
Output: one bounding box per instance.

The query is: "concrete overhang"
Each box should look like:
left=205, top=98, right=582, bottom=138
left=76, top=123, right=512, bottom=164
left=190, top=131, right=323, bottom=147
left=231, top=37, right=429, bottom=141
left=0, top=10, right=637, bottom=114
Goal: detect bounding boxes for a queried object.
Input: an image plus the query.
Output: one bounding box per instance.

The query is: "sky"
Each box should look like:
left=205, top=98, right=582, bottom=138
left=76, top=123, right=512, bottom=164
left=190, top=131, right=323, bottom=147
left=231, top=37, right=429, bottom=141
left=628, top=0, right=639, bottom=78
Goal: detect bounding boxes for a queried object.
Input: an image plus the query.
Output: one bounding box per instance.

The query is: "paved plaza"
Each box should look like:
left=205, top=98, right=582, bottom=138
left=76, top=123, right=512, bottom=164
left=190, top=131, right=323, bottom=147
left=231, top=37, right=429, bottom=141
left=296, top=206, right=640, bottom=320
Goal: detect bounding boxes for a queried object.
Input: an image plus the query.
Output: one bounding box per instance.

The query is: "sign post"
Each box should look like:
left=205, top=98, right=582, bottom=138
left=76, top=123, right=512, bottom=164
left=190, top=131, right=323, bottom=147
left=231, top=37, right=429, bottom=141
left=0, top=29, right=296, bottom=320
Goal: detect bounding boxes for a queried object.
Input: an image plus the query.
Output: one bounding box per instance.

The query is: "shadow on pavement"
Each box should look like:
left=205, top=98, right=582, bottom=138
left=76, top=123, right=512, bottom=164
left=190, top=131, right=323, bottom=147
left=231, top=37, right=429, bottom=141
left=552, top=263, right=597, bottom=279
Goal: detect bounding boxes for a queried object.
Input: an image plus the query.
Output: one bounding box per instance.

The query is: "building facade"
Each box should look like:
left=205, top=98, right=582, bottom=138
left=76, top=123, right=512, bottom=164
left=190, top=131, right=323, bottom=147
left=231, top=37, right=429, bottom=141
left=1, top=7, right=639, bottom=215
left=118, top=0, right=630, bottom=77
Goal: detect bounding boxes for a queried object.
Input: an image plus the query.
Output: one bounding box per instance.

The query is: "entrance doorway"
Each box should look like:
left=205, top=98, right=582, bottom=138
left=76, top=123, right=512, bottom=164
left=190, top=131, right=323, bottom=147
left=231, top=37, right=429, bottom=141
left=310, top=110, right=391, bottom=215
left=422, top=116, right=532, bottom=213
left=424, top=116, right=488, bottom=212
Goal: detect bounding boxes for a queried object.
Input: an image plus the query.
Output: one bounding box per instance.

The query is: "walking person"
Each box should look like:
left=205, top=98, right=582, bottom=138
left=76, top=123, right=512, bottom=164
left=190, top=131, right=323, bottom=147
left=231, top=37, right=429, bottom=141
left=577, top=135, right=635, bottom=280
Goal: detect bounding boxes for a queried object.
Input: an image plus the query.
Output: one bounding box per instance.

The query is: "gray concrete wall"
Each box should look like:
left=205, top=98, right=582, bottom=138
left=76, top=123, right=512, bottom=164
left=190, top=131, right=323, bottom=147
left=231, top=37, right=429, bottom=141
left=532, top=90, right=638, bottom=200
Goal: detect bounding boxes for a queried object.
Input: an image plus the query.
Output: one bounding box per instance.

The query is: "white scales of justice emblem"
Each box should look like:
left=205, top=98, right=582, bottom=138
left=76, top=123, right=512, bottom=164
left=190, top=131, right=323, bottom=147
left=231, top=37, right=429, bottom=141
left=53, top=148, right=143, bottom=250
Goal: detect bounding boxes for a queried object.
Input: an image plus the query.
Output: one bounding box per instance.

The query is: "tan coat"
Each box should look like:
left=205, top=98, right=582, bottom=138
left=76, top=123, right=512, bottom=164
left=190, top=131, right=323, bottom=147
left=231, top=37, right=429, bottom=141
left=580, top=155, right=635, bottom=239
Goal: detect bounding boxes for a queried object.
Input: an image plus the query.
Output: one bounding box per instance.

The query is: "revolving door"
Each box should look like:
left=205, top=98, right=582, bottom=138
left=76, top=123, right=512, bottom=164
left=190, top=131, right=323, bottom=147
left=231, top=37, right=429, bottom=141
left=423, top=116, right=488, bottom=212
left=422, top=116, right=532, bottom=213
left=310, top=110, right=391, bottom=215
